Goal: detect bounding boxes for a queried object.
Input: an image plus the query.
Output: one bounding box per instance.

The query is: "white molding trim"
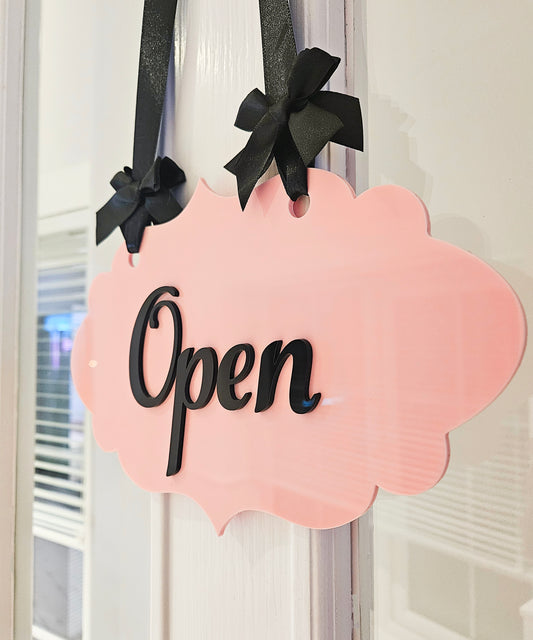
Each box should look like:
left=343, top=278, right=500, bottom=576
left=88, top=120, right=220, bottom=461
left=15, top=0, right=41, bottom=637
left=149, top=493, right=169, bottom=640
left=347, top=1, right=373, bottom=637
left=292, top=1, right=361, bottom=637
left=0, top=0, right=30, bottom=637
left=32, top=624, right=69, bottom=640
left=352, top=512, right=374, bottom=640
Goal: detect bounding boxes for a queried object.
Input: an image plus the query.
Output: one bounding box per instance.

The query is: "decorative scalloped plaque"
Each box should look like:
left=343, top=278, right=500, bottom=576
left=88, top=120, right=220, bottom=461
left=71, top=169, right=526, bottom=534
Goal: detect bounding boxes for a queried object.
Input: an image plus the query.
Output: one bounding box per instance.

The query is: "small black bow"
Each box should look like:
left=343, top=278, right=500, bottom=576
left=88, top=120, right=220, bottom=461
left=225, top=47, right=363, bottom=210
left=96, top=156, right=186, bottom=253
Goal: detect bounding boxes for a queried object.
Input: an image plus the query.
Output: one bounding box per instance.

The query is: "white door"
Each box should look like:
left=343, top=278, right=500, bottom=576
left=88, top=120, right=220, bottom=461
left=14, top=1, right=360, bottom=639
left=9, top=1, right=531, bottom=639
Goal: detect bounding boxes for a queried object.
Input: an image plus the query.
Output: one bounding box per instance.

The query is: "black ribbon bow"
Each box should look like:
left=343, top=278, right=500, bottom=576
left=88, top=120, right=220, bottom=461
left=96, top=156, right=185, bottom=253
left=225, top=47, right=364, bottom=210
left=95, top=0, right=182, bottom=253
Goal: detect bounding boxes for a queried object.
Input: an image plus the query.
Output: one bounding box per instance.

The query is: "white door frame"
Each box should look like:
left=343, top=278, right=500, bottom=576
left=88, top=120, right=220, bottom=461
left=0, top=0, right=37, bottom=638
left=0, top=0, right=23, bottom=633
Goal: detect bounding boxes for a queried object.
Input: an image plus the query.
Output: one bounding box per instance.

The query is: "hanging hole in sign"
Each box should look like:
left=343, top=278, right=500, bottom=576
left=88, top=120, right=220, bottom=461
left=289, top=195, right=310, bottom=218
left=129, top=253, right=140, bottom=268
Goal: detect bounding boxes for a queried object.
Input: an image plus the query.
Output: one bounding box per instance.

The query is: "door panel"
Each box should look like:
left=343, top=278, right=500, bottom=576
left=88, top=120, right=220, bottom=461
left=86, top=1, right=355, bottom=639
left=153, top=1, right=352, bottom=638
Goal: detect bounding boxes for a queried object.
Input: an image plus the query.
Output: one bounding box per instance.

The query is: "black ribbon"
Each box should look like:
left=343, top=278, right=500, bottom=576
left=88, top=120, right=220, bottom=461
left=225, top=0, right=363, bottom=210
left=95, top=157, right=185, bottom=251
left=96, top=0, right=184, bottom=253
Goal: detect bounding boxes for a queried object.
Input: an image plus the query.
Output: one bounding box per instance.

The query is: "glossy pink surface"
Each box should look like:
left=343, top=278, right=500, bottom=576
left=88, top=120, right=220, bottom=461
left=71, top=169, right=526, bottom=534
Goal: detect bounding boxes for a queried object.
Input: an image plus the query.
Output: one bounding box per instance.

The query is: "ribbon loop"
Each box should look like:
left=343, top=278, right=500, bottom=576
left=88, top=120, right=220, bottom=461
left=110, top=168, right=135, bottom=192
left=235, top=89, right=270, bottom=131
left=287, top=48, right=339, bottom=103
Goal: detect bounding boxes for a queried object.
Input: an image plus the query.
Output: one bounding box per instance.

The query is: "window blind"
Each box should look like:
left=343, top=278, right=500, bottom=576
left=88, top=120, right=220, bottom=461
left=375, top=413, right=531, bottom=579
left=33, top=230, right=88, bottom=550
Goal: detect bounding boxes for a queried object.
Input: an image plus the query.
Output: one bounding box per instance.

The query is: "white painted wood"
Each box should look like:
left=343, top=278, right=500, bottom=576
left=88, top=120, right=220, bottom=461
left=521, top=599, right=533, bottom=640
left=0, top=0, right=36, bottom=637
left=149, top=494, right=170, bottom=640
left=351, top=514, right=373, bottom=640
left=32, top=624, right=71, bottom=640
left=0, top=0, right=22, bottom=633
left=346, top=0, right=367, bottom=194
left=346, top=3, right=373, bottom=638
left=310, top=525, right=352, bottom=639
left=156, top=2, right=313, bottom=638
left=17, top=2, right=42, bottom=637
left=169, top=0, right=263, bottom=202
left=292, top=3, right=361, bottom=637
left=164, top=499, right=312, bottom=640
left=153, top=1, right=355, bottom=639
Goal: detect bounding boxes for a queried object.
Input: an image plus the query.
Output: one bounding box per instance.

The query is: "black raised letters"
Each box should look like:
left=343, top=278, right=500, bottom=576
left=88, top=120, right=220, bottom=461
left=167, top=347, right=218, bottom=475
left=254, top=340, right=321, bottom=414
left=130, top=286, right=182, bottom=407
left=217, top=344, right=255, bottom=410
left=130, top=288, right=321, bottom=477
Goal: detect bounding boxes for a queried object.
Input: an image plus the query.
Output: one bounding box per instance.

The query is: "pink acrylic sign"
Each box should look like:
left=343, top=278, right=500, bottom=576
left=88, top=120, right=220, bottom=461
left=71, top=169, right=526, bottom=534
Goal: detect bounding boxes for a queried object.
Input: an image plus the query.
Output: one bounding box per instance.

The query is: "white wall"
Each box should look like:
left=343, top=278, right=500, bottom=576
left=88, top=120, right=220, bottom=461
left=360, top=2, right=533, bottom=638
left=37, top=0, right=92, bottom=218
